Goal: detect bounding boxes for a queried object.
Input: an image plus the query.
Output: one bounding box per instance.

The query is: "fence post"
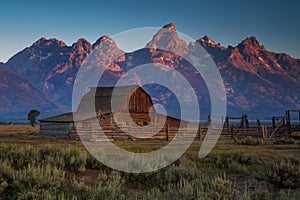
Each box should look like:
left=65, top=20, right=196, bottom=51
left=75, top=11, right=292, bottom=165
left=287, top=110, right=291, bottom=139
left=262, top=126, right=267, bottom=140
left=127, top=126, right=131, bottom=140
left=166, top=123, right=169, bottom=141
left=225, top=117, right=229, bottom=129
left=230, top=124, right=234, bottom=139
left=257, top=119, right=261, bottom=136
left=128, top=127, right=131, bottom=137
left=110, top=114, right=113, bottom=129
left=243, top=115, right=247, bottom=134
left=197, top=125, right=202, bottom=141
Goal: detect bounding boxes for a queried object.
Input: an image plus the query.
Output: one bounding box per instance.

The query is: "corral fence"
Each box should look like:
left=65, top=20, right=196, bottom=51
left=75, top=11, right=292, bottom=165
left=69, top=122, right=287, bottom=142
left=68, top=111, right=300, bottom=141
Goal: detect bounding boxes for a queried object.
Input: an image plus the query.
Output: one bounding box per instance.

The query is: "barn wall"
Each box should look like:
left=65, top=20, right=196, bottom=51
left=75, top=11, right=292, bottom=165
left=104, top=112, right=184, bottom=128
left=117, top=88, right=153, bottom=113
left=39, top=112, right=186, bottom=141
left=40, top=122, right=70, bottom=139
left=71, top=119, right=103, bottom=140
left=101, top=112, right=184, bottom=139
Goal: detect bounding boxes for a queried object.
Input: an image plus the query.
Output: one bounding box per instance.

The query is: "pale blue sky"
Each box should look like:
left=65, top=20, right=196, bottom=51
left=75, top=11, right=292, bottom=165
left=0, top=0, right=299, bottom=62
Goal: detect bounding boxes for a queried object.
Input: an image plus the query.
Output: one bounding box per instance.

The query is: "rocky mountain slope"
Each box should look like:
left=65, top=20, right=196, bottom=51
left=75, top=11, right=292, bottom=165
left=0, top=63, right=62, bottom=120
left=196, top=35, right=300, bottom=116
left=6, top=38, right=92, bottom=107
left=4, top=23, right=300, bottom=119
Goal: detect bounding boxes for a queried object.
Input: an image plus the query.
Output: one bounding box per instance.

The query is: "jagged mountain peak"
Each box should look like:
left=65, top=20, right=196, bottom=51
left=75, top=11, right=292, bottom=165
left=75, top=38, right=90, bottom=44
left=242, top=36, right=260, bottom=45
left=72, top=38, right=91, bottom=48
left=196, top=35, right=227, bottom=51
left=32, top=37, right=67, bottom=47
left=92, top=36, right=115, bottom=48
left=146, top=23, right=188, bottom=55
left=238, top=36, right=265, bottom=50
left=236, top=36, right=266, bottom=57
left=163, top=23, right=176, bottom=31
left=92, top=35, right=123, bottom=55
left=198, top=35, right=216, bottom=45
left=72, top=38, right=92, bottom=52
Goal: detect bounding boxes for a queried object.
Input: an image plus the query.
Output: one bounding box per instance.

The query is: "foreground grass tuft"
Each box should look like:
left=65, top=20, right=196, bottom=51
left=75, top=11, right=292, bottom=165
left=0, top=144, right=299, bottom=199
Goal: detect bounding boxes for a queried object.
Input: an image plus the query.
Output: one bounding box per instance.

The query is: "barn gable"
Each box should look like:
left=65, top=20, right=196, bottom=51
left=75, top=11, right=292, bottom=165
left=76, top=85, right=154, bottom=114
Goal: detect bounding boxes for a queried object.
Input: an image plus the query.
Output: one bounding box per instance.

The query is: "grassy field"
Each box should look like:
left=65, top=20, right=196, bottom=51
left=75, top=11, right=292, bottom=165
left=0, top=126, right=300, bottom=199
left=0, top=125, right=39, bottom=133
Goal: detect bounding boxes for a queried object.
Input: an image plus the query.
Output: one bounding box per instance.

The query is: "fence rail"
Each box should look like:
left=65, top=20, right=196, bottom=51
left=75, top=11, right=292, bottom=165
left=68, top=123, right=292, bottom=141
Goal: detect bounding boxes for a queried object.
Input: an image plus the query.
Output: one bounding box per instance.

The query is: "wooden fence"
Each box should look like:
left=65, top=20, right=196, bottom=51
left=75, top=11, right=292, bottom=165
left=69, top=122, right=285, bottom=141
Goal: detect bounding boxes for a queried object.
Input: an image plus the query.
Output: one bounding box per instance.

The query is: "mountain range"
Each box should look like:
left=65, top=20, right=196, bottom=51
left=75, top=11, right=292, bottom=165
left=0, top=63, right=62, bottom=120
left=1, top=23, right=300, bottom=120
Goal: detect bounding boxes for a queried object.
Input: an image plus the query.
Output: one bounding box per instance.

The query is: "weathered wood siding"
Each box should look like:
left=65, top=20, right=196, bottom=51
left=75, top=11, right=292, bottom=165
left=118, top=87, right=154, bottom=113
left=105, top=113, right=184, bottom=129
left=40, top=113, right=185, bottom=140
left=40, top=123, right=70, bottom=139
left=70, top=119, right=100, bottom=140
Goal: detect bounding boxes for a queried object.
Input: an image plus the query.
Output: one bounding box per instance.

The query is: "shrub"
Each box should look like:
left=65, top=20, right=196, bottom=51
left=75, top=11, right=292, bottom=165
left=147, top=178, right=200, bottom=200
left=241, top=137, right=260, bottom=145
left=1, top=163, right=65, bottom=198
left=273, top=139, right=296, bottom=145
left=147, top=173, right=244, bottom=200
left=248, top=183, right=270, bottom=200
left=265, top=157, right=300, bottom=189
left=86, top=153, right=108, bottom=171
left=0, top=145, right=37, bottom=169
left=39, top=145, right=65, bottom=168
left=155, top=158, right=199, bottom=189
left=204, top=150, right=257, bottom=175
left=63, top=148, right=87, bottom=173
left=0, top=145, right=69, bottom=171
left=70, top=177, right=98, bottom=199
left=276, top=189, right=300, bottom=200
left=71, top=171, right=127, bottom=199
left=208, top=174, right=240, bottom=200
left=16, top=189, right=65, bottom=200
left=0, top=160, right=12, bottom=195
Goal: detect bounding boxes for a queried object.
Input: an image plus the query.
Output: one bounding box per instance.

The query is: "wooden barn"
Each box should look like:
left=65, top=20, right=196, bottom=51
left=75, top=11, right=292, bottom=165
left=39, top=85, right=187, bottom=140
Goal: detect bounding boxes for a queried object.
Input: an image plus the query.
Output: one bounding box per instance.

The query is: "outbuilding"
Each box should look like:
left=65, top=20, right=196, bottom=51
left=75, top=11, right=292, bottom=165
left=40, top=85, right=187, bottom=140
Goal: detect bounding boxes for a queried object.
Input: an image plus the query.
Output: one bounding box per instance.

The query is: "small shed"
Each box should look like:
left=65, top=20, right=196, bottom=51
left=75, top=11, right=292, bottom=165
left=39, top=112, right=75, bottom=139
left=40, top=85, right=187, bottom=140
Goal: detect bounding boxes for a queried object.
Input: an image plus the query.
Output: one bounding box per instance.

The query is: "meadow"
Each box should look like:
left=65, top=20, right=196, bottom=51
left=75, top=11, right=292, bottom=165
left=0, top=126, right=299, bottom=199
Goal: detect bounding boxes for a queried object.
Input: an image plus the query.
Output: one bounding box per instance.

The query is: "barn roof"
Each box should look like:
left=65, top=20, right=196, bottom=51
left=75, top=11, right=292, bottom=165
left=39, top=111, right=187, bottom=124
left=39, top=112, right=74, bottom=123
left=39, top=112, right=97, bottom=123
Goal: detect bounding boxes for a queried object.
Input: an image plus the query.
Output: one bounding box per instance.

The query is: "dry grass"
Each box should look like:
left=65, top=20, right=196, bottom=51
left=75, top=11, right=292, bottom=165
left=0, top=125, right=84, bottom=147
left=0, top=129, right=299, bottom=199
left=0, top=125, right=39, bottom=133
left=0, top=126, right=299, bottom=159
